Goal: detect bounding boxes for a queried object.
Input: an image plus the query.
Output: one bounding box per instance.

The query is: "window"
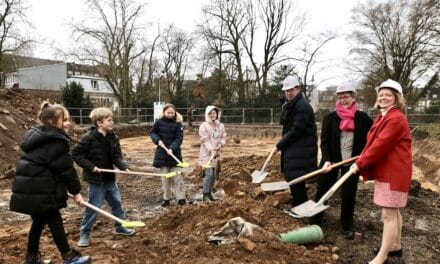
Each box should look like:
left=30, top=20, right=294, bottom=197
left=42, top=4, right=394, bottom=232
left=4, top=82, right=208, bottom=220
left=91, top=80, right=99, bottom=90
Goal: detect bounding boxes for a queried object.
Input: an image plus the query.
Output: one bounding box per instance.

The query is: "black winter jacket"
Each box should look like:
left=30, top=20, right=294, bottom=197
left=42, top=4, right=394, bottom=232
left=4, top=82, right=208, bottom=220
left=10, top=125, right=81, bottom=214
left=320, top=110, right=373, bottom=165
left=277, top=93, right=318, bottom=181
left=71, top=126, right=128, bottom=183
left=150, top=113, right=184, bottom=168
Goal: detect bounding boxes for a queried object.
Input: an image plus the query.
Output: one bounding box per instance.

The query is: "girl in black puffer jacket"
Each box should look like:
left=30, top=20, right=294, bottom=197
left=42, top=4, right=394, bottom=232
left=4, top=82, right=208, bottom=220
left=10, top=102, right=91, bottom=264
left=150, top=103, right=186, bottom=206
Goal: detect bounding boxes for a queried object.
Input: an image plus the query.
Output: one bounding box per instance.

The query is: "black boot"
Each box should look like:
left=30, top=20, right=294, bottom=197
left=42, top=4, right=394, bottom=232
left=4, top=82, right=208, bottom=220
left=161, top=199, right=170, bottom=207
left=203, top=192, right=216, bottom=202
left=202, top=193, right=210, bottom=202
left=24, top=252, right=52, bottom=264
left=177, top=199, right=186, bottom=205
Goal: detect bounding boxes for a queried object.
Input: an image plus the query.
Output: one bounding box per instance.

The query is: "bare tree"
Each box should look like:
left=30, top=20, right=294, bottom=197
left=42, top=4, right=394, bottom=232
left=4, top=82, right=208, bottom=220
left=196, top=9, right=229, bottom=102
left=198, top=0, right=251, bottom=106
left=291, top=32, right=338, bottom=100
left=350, top=0, right=440, bottom=105
left=0, top=0, right=33, bottom=86
left=159, top=24, right=193, bottom=104
left=132, top=26, right=161, bottom=106
left=242, top=0, right=305, bottom=104
left=71, top=0, right=147, bottom=108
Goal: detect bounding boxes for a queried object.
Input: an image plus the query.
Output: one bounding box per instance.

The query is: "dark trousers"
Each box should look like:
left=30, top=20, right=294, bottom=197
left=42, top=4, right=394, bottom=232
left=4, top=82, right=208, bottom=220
left=311, top=166, right=359, bottom=230
left=290, top=181, right=308, bottom=206
left=28, top=210, right=70, bottom=254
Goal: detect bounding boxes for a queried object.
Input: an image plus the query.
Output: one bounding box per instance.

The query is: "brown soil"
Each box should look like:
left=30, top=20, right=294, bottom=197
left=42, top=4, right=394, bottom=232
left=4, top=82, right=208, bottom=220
left=0, top=89, right=439, bottom=263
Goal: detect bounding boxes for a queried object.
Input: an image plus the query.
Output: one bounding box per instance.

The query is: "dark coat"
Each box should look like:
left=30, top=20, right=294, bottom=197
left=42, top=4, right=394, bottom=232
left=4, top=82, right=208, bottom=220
left=320, top=110, right=373, bottom=164
left=150, top=113, right=184, bottom=168
left=10, top=125, right=81, bottom=214
left=71, top=126, right=128, bottom=184
left=276, top=93, right=318, bottom=181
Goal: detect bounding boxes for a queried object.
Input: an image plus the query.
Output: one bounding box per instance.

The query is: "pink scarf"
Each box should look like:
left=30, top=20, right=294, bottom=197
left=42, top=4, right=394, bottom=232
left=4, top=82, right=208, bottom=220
left=336, top=102, right=356, bottom=131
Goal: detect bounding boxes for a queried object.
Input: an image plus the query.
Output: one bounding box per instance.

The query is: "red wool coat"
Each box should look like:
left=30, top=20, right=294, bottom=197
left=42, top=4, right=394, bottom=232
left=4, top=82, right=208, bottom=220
left=355, top=108, right=412, bottom=192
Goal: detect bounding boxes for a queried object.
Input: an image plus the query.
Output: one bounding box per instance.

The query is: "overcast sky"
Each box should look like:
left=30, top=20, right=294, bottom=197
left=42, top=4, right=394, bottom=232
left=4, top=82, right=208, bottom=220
left=28, top=0, right=361, bottom=89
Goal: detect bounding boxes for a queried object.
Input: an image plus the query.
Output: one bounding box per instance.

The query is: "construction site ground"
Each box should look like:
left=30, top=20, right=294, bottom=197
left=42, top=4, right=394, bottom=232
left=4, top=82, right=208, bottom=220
left=0, top=88, right=439, bottom=263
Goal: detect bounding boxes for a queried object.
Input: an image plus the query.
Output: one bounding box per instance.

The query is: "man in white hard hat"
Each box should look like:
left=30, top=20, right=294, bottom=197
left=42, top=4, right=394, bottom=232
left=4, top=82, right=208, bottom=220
left=310, top=81, right=373, bottom=240
left=275, top=75, right=317, bottom=208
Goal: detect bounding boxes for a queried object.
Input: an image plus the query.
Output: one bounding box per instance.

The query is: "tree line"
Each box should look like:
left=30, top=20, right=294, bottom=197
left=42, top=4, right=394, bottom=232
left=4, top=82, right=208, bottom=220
left=0, top=0, right=439, bottom=109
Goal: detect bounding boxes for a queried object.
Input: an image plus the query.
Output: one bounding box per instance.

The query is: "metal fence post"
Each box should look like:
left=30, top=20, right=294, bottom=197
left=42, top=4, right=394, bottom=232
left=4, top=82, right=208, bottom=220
left=270, top=108, right=273, bottom=125
left=80, top=108, right=83, bottom=125
left=241, top=108, right=245, bottom=124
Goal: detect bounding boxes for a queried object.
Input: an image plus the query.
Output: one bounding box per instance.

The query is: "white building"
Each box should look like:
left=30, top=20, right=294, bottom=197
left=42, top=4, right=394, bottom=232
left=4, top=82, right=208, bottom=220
left=3, top=55, right=118, bottom=109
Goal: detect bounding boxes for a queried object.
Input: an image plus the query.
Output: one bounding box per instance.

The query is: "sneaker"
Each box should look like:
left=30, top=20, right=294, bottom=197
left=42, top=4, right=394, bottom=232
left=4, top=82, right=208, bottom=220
left=115, top=226, right=135, bottom=236
left=203, top=193, right=216, bottom=202
left=62, top=249, right=91, bottom=264
left=24, top=251, right=52, bottom=264
left=77, top=233, right=89, bottom=247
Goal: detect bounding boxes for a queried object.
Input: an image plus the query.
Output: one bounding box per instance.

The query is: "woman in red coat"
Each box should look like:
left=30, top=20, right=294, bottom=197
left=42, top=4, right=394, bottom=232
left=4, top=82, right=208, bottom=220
left=351, top=79, right=412, bottom=264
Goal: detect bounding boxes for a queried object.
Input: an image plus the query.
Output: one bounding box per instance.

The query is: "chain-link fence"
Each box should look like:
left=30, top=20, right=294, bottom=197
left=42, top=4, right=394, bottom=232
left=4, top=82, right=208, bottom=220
left=67, top=106, right=439, bottom=126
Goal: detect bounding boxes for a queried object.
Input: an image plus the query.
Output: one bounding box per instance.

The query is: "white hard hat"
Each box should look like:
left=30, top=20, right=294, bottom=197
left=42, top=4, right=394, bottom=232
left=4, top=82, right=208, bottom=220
left=375, top=79, right=403, bottom=95
left=282, top=75, right=301, bottom=91
left=336, top=81, right=356, bottom=94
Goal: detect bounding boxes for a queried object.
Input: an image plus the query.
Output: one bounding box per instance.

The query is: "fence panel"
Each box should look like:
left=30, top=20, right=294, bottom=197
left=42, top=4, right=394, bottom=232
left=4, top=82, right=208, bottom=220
left=68, top=106, right=439, bottom=126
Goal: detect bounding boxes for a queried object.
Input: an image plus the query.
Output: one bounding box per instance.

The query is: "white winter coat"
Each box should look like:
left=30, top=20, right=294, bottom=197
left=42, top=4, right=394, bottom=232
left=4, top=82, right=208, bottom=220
left=198, top=106, right=227, bottom=166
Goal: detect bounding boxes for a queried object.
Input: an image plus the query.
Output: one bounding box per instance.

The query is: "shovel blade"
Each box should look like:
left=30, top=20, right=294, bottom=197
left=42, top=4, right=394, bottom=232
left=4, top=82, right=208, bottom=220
left=165, top=171, right=177, bottom=178
left=251, top=170, right=268, bottom=183
left=121, top=220, right=146, bottom=228
left=202, top=163, right=214, bottom=169
left=286, top=200, right=329, bottom=218
left=177, top=162, right=190, bottom=168
left=260, top=181, right=289, bottom=192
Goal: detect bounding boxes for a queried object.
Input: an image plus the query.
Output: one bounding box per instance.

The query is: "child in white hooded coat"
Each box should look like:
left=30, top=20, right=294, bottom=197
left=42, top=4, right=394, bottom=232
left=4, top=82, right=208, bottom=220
left=198, top=106, right=227, bottom=201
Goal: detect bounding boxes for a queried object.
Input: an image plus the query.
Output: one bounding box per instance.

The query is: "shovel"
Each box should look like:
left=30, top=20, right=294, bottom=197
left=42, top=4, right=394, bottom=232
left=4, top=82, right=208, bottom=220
left=98, top=168, right=176, bottom=178
left=251, top=147, right=277, bottom=183
left=68, top=194, right=145, bottom=228
left=202, top=150, right=217, bottom=169
left=159, top=145, right=190, bottom=168
left=285, top=168, right=356, bottom=218
left=261, top=156, right=358, bottom=192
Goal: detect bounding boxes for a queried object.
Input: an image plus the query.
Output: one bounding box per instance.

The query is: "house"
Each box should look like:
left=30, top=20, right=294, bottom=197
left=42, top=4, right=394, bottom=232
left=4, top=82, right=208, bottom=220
left=2, top=55, right=118, bottom=110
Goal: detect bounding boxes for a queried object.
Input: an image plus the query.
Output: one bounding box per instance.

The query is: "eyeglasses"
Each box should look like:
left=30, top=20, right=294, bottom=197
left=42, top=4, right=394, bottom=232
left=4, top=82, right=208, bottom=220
left=337, top=95, right=352, bottom=100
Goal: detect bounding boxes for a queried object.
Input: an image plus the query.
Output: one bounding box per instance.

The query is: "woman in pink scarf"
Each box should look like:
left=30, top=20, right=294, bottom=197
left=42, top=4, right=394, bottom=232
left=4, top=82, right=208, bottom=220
left=310, top=81, right=373, bottom=240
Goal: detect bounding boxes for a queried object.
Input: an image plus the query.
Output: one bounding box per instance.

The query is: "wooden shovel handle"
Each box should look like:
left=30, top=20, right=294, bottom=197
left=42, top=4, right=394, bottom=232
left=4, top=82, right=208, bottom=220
left=159, top=145, right=183, bottom=164
left=204, top=150, right=217, bottom=166
left=261, top=148, right=277, bottom=171
left=68, top=193, right=124, bottom=224
left=318, top=168, right=356, bottom=204
left=287, top=156, right=359, bottom=186
left=98, top=168, right=168, bottom=177
left=286, top=156, right=359, bottom=187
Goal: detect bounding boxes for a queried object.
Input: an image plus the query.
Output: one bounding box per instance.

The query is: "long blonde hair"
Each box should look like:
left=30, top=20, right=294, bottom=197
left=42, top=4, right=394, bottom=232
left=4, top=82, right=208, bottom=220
left=38, top=101, right=69, bottom=126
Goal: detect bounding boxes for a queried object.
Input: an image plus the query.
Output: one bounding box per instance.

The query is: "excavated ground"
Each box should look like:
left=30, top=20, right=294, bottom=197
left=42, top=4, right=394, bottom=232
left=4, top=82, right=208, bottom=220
left=0, top=88, right=439, bottom=263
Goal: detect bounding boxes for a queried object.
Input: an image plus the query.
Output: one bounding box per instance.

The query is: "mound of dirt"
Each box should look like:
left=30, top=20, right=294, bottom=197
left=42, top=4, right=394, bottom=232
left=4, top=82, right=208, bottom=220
left=412, top=136, right=440, bottom=190
left=0, top=88, right=41, bottom=177
left=1, top=89, right=439, bottom=263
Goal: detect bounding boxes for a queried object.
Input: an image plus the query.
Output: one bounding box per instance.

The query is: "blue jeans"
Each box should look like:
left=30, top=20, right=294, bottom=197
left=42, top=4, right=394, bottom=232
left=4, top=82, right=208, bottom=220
left=203, top=168, right=215, bottom=193
left=80, top=181, right=126, bottom=235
